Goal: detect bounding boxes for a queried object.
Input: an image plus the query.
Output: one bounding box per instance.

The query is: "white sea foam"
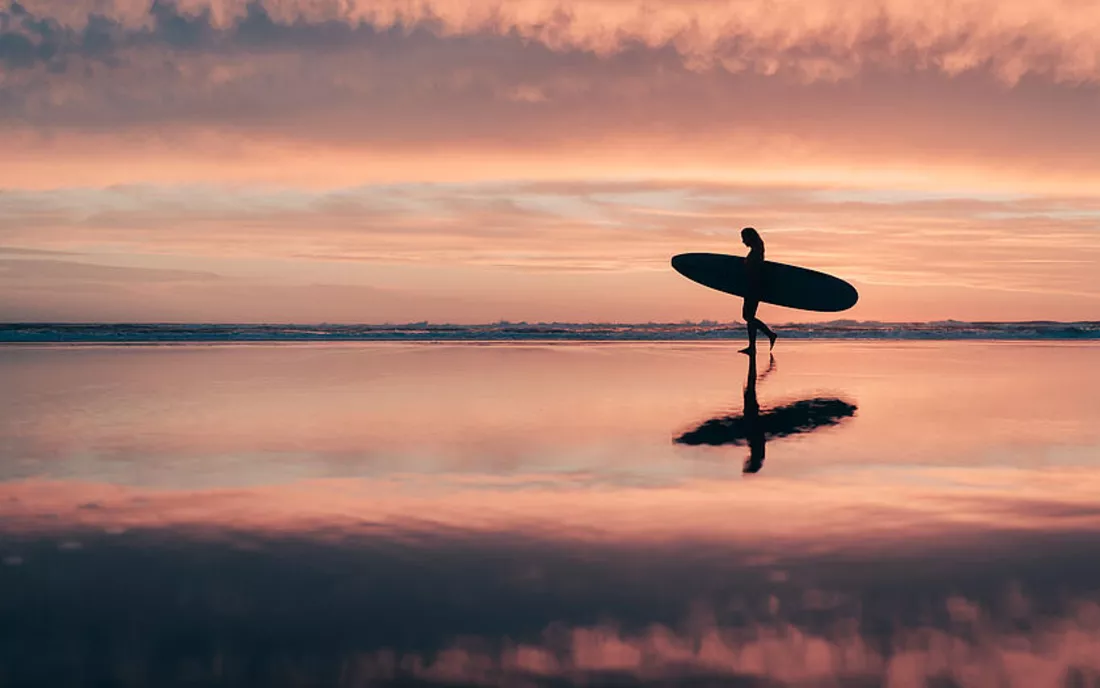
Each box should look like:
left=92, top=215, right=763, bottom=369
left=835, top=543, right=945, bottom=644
left=2, top=321, right=1098, bottom=342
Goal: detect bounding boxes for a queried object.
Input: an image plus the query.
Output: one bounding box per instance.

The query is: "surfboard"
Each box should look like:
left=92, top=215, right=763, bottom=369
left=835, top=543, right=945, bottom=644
left=671, top=253, right=858, bottom=312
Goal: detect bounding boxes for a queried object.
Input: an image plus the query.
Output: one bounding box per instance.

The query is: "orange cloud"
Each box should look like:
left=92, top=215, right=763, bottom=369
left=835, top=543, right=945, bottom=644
left=4, top=1, right=1099, bottom=322
left=2, top=182, right=1098, bottom=321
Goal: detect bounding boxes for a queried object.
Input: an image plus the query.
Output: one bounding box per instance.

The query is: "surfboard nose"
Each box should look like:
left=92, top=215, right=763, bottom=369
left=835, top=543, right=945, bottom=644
left=670, top=252, right=705, bottom=276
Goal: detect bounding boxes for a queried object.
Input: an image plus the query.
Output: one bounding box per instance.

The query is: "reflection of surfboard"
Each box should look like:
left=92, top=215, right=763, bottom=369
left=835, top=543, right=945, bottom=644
left=675, top=398, right=858, bottom=447
left=671, top=253, right=858, bottom=312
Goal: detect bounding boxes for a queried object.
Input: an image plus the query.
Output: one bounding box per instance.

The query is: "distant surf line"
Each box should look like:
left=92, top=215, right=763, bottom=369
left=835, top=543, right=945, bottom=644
left=1, top=322, right=1098, bottom=343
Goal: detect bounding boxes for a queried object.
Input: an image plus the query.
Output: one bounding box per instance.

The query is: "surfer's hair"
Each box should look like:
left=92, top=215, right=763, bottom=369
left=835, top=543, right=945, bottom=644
left=741, top=227, right=763, bottom=247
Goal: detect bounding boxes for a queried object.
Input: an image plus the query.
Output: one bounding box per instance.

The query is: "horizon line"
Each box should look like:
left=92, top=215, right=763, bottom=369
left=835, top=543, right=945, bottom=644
left=2, top=320, right=1100, bottom=327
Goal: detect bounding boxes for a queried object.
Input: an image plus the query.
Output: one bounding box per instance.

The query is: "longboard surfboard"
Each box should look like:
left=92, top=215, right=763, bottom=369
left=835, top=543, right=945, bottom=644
left=671, top=253, right=858, bottom=312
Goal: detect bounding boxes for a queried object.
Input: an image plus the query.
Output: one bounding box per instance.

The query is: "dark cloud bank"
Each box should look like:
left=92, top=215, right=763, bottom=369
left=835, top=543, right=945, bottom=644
left=2, top=0, right=1098, bottom=170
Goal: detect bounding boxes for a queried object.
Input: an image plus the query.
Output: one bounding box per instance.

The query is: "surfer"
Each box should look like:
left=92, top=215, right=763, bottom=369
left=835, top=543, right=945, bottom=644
left=739, top=227, right=778, bottom=355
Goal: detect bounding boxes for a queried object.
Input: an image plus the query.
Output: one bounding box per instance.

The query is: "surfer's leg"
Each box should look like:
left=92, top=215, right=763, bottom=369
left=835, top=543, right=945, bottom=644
left=739, top=299, right=759, bottom=354
left=758, top=320, right=778, bottom=350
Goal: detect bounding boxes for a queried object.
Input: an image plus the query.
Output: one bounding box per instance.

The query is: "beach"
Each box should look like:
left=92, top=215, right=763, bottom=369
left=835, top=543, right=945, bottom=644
left=2, top=340, right=1099, bottom=686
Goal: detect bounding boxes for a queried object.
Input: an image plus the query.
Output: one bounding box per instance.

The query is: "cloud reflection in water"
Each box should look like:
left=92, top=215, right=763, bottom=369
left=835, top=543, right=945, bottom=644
left=3, top=505, right=1100, bottom=687
left=1, top=342, right=1099, bottom=686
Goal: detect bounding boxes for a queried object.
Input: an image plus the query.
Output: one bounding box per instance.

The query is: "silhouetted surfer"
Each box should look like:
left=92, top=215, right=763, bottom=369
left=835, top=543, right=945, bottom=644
left=739, top=227, right=778, bottom=355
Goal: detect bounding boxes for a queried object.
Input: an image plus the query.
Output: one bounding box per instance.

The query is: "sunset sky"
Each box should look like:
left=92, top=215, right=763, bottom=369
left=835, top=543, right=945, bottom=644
left=2, top=0, right=1099, bottom=323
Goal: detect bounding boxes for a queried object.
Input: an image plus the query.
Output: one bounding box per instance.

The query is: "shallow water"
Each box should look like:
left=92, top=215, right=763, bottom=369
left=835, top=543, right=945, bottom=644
left=2, top=341, right=1099, bottom=687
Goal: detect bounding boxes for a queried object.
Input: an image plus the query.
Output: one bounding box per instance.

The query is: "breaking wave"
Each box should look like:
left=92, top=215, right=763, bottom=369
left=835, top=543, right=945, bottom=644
left=2, top=321, right=1098, bottom=343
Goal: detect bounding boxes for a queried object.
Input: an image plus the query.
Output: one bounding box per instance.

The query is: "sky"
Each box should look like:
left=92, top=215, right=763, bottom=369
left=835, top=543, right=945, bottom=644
left=1, top=0, right=1099, bottom=323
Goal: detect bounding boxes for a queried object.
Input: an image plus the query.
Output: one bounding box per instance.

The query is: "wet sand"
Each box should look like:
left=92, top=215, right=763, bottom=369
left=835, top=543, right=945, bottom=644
left=1, top=341, right=1099, bottom=686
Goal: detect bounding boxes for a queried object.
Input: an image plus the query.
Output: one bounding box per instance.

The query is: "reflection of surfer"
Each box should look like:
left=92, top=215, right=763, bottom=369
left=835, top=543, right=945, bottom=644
left=674, top=355, right=856, bottom=474
left=739, top=227, right=778, bottom=355
left=743, top=354, right=775, bottom=474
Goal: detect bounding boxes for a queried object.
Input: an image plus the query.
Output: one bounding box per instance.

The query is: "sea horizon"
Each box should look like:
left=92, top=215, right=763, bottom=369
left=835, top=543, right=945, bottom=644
left=3, top=320, right=1098, bottom=343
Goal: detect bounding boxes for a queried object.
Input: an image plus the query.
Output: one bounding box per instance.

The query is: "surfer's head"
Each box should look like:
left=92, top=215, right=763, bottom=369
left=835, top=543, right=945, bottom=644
left=741, top=227, right=763, bottom=248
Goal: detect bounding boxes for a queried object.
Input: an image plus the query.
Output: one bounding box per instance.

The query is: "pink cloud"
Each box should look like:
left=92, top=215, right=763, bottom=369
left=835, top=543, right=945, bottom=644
left=3, top=0, right=1100, bottom=187
left=1, top=182, right=1097, bottom=321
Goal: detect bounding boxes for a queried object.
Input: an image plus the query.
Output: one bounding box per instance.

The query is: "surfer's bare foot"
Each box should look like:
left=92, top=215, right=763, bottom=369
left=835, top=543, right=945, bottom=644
left=738, top=346, right=755, bottom=355
left=768, top=332, right=778, bottom=350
